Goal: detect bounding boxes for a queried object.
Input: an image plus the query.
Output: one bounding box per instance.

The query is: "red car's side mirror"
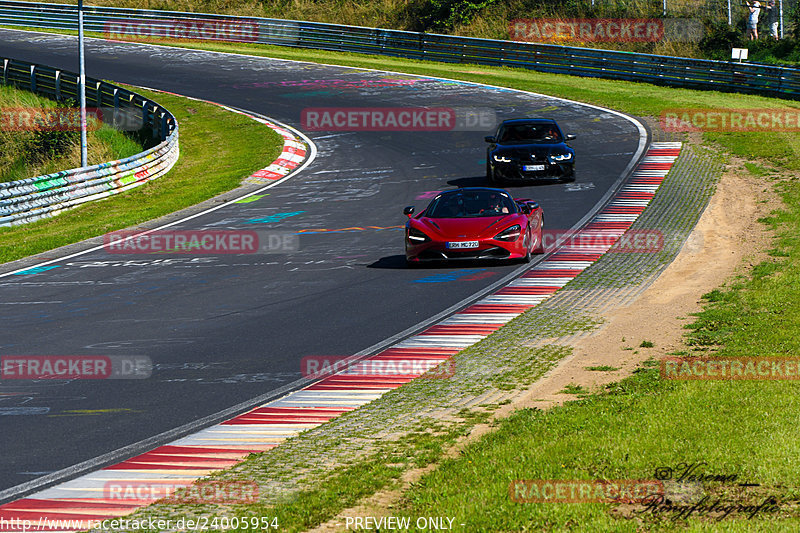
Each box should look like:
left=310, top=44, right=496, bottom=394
left=403, top=206, right=415, bottom=217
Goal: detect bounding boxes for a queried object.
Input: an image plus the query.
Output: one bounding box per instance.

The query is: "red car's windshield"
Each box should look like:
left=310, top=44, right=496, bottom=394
left=426, top=190, right=517, bottom=218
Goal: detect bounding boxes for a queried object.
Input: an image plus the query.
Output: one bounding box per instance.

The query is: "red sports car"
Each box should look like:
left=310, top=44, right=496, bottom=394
left=404, top=187, right=544, bottom=265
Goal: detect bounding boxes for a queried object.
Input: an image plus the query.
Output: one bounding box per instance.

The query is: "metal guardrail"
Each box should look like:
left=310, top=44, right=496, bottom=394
left=0, top=0, right=799, bottom=99
left=0, top=57, right=179, bottom=226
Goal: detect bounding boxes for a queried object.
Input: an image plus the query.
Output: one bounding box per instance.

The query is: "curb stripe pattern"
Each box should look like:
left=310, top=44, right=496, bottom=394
left=0, top=142, right=680, bottom=531
left=240, top=118, right=308, bottom=183
left=131, top=90, right=309, bottom=184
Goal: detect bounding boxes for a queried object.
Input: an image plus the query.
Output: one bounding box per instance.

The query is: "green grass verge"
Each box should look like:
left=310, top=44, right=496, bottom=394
left=0, top=84, right=141, bottom=182
left=398, top=363, right=800, bottom=530
left=0, top=86, right=283, bottom=264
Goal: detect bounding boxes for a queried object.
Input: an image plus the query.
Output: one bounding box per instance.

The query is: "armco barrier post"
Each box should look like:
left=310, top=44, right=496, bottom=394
left=141, top=100, right=149, bottom=136
left=161, top=113, right=168, bottom=141
left=54, top=69, right=61, bottom=100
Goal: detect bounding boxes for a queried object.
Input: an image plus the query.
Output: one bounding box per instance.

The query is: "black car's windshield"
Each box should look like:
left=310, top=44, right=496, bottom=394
left=426, top=190, right=517, bottom=218
left=497, top=123, right=562, bottom=144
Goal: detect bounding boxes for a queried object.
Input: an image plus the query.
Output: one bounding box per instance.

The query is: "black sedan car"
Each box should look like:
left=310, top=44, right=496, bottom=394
left=485, top=118, right=576, bottom=184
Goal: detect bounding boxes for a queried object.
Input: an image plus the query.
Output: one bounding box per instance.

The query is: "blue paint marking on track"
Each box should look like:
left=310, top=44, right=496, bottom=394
left=413, top=269, right=486, bottom=283
left=12, top=266, right=61, bottom=276
left=245, top=211, right=305, bottom=224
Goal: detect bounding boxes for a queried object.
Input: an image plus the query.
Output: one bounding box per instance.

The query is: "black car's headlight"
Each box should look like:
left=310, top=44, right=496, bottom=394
left=493, top=154, right=512, bottom=163
left=549, top=152, right=573, bottom=162
left=494, top=224, right=521, bottom=242
left=407, top=227, right=430, bottom=243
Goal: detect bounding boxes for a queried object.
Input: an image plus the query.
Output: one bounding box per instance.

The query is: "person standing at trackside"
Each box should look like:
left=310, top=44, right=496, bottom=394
left=746, top=0, right=761, bottom=40
left=766, top=0, right=780, bottom=39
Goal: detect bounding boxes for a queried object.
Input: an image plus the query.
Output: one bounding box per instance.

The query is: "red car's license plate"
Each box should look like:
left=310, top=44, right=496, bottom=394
left=447, top=241, right=479, bottom=249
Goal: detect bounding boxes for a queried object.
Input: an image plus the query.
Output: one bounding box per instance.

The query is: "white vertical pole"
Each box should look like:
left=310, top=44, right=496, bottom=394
left=780, top=0, right=784, bottom=38
left=78, top=0, right=87, bottom=167
left=728, top=0, right=732, bottom=25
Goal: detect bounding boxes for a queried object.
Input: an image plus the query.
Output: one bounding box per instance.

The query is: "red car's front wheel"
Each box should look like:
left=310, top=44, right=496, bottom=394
left=521, top=228, right=533, bottom=263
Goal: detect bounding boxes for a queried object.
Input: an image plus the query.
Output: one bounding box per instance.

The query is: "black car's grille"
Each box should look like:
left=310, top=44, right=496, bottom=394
left=513, top=150, right=547, bottom=163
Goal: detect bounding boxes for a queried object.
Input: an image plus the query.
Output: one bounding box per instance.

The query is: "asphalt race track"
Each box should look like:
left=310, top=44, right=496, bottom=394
left=0, top=29, right=645, bottom=499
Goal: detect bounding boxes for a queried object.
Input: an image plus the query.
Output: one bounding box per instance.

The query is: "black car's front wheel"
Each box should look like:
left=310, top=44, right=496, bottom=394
left=487, top=160, right=503, bottom=186
left=561, top=165, right=576, bottom=183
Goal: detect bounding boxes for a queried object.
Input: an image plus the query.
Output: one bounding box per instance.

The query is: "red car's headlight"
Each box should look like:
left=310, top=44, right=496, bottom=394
left=494, top=224, right=521, bottom=242
left=407, top=227, right=430, bottom=243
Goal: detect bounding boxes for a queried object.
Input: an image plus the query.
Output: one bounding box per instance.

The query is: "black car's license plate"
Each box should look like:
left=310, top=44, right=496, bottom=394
left=523, top=164, right=546, bottom=171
